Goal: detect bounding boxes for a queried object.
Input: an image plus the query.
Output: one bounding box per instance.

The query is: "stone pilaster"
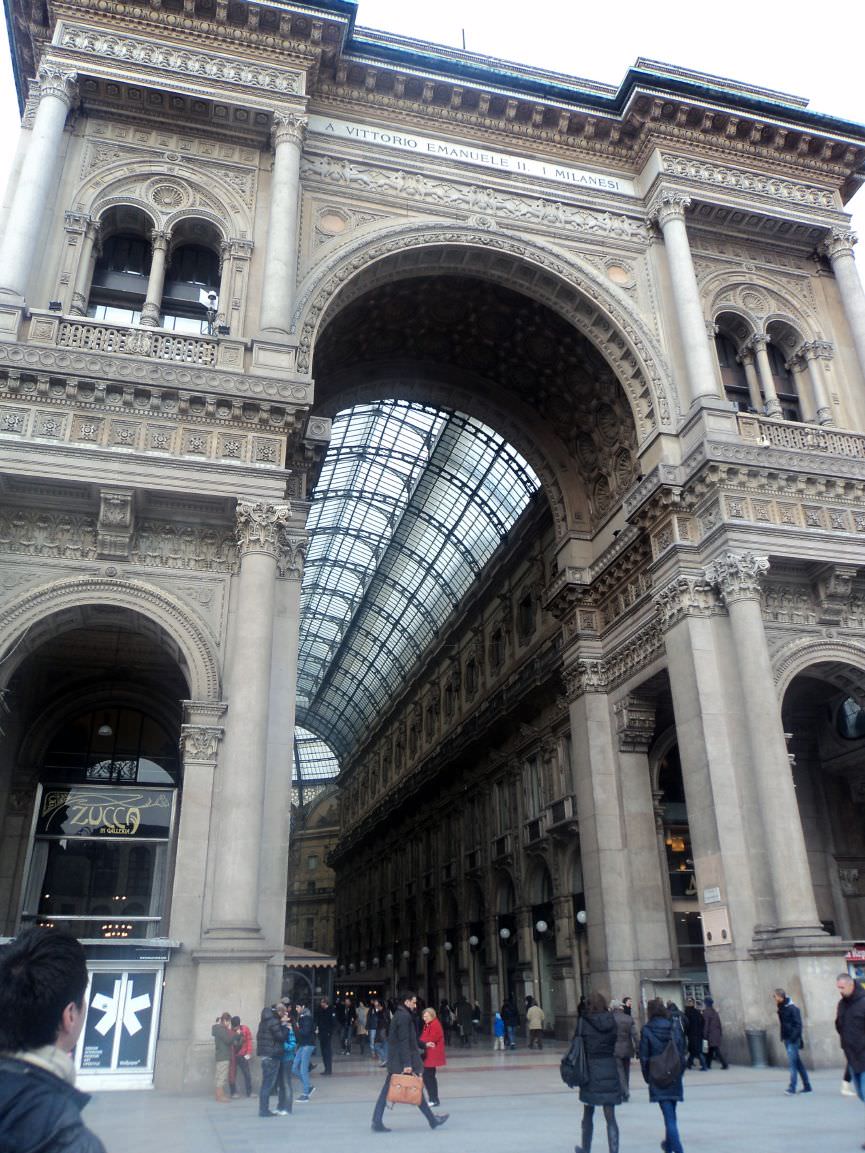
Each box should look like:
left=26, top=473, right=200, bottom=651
left=704, top=552, right=824, bottom=940
left=823, top=228, right=865, bottom=384
left=217, top=238, right=253, bottom=335
left=259, top=111, right=307, bottom=336
left=0, top=65, right=78, bottom=304
left=648, top=189, right=721, bottom=407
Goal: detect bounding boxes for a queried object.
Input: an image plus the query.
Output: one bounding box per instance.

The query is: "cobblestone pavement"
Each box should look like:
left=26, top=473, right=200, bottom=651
left=85, top=1045, right=865, bottom=1153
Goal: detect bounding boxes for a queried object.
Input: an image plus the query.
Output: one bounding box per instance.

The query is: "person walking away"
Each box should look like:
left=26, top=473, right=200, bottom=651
left=439, top=1001, right=453, bottom=1046
left=701, top=997, right=728, bottom=1069
left=472, top=1001, right=482, bottom=1043
left=371, top=991, right=448, bottom=1133
left=356, top=1001, right=369, bottom=1057
left=610, top=998, right=638, bottom=1100
left=774, top=988, right=811, bottom=1094
left=501, top=999, right=520, bottom=1050
left=211, top=1012, right=234, bottom=1102
left=315, top=996, right=335, bottom=1075
left=420, top=1006, right=446, bottom=1107
left=229, top=1015, right=253, bottom=1098
left=683, top=999, right=706, bottom=1071
left=640, top=997, right=687, bottom=1153
left=256, top=1005, right=287, bottom=1118
left=276, top=1006, right=295, bottom=1114
left=456, top=997, right=473, bottom=1047
left=338, top=996, right=356, bottom=1055
left=573, top=991, right=622, bottom=1153
left=526, top=997, right=545, bottom=1050
left=293, top=1003, right=317, bottom=1102
left=493, top=1010, right=506, bottom=1050
left=835, top=972, right=865, bottom=1116
left=0, top=926, right=107, bottom=1153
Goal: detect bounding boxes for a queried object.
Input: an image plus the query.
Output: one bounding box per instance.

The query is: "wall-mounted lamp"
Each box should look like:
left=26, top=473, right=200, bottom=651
left=535, top=920, right=549, bottom=934
left=499, top=927, right=511, bottom=941
left=443, top=941, right=453, bottom=952
left=576, top=910, right=587, bottom=925
left=402, top=950, right=410, bottom=960
left=385, top=953, right=393, bottom=963
left=372, top=956, right=380, bottom=967
left=421, top=945, right=430, bottom=956
left=468, top=935, right=479, bottom=948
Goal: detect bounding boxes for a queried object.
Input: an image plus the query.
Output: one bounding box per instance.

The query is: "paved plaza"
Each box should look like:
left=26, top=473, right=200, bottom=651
left=84, top=1044, right=865, bottom=1153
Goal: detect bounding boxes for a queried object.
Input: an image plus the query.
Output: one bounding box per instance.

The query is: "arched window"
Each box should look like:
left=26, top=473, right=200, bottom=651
left=87, top=209, right=153, bottom=326
left=161, top=242, right=221, bottom=334
left=714, top=332, right=751, bottom=411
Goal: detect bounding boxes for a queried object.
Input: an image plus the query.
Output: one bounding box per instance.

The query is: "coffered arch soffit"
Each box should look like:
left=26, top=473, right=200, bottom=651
left=704, top=269, right=817, bottom=343
left=0, top=577, right=221, bottom=701
left=73, top=162, right=253, bottom=240
left=315, top=363, right=587, bottom=539
left=293, top=222, right=677, bottom=439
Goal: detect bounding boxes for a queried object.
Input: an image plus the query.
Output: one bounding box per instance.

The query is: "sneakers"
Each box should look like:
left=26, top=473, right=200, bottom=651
left=298, top=1095, right=311, bottom=1102
left=429, top=1100, right=440, bottom=1107
left=801, top=1085, right=812, bottom=1093
left=842, top=1080, right=857, bottom=1097
left=275, top=1108, right=291, bottom=1115
left=785, top=1088, right=797, bottom=1095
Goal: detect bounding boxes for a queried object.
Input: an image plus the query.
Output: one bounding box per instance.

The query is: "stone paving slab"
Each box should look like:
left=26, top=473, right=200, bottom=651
left=84, top=1051, right=865, bottom=1153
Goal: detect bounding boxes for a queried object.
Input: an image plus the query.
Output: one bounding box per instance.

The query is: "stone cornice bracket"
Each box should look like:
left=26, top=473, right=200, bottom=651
left=646, top=189, right=692, bottom=230
left=235, top=499, right=292, bottom=558
left=822, top=227, right=857, bottom=262
left=37, top=64, right=79, bottom=109
left=615, top=694, right=656, bottom=753
left=812, top=564, right=858, bottom=625
left=542, top=568, right=592, bottom=622
left=652, top=571, right=715, bottom=630
left=277, top=532, right=308, bottom=580
left=704, top=551, right=769, bottom=605
left=563, top=658, right=608, bottom=702
left=272, top=111, right=307, bottom=150
left=96, top=487, right=135, bottom=560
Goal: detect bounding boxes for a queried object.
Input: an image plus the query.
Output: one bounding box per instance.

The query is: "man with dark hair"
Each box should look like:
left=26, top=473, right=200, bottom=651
left=836, top=973, right=865, bottom=1110
left=371, top=991, right=448, bottom=1133
left=0, top=925, right=106, bottom=1152
left=773, top=987, right=811, bottom=1095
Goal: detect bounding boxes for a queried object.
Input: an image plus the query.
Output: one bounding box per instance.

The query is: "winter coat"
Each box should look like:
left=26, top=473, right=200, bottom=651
left=493, top=1013, right=505, bottom=1037
left=256, top=1008, right=288, bottom=1059
left=295, top=1007, right=316, bottom=1047
left=526, top=1004, right=545, bottom=1030
left=578, top=1011, right=623, bottom=1107
left=420, top=1018, right=446, bottom=1068
left=640, top=1015, right=686, bottom=1103
left=683, top=1005, right=703, bottom=1055
left=386, top=1004, right=424, bottom=1075
left=612, top=1008, right=638, bottom=1059
left=501, top=1002, right=520, bottom=1028
left=0, top=1055, right=106, bottom=1153
left=777, top=998, right=804, bottom=1046
left=702, top=1005, right=723, bottom=1048
left=836, top=983, right=865, bottom=1074
left=211, top=1022, right=234, bottom=1061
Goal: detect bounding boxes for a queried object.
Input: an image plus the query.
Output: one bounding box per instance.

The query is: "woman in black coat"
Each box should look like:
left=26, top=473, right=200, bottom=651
left=575, top=992, right=622, bottom=1153
left=640, top=998, right=687, bottom=1153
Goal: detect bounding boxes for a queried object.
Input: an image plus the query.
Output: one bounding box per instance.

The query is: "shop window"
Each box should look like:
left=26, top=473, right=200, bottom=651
left=675, top=911, right=705, bottom=971
left=715, top=333, right=751, bottom=412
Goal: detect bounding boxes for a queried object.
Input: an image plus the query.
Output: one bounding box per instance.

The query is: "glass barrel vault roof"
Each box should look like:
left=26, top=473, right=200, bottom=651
left=295, top=399, right=542, bottom=764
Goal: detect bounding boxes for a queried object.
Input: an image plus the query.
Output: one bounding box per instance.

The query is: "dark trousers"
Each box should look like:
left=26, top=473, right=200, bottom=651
left=372, top=1072, right=437, bottom=1128
left=580, top=1103, right=619, bottom=1153
left=705, top=1045, right=727, bottom=1069
left=659, top=1100, right=683, bottom=1153
left=320, top=1035, right=333, bottom=1073
left=230, top=1056, right=252, bottom=1096
left=616, top=1056, right=631, bottom=1098
left=277, top=1058, right=294, bottom=1110
left=258, top=1056, right=280, bottom=1116
left=422, top=1066, right=439, bottom=1103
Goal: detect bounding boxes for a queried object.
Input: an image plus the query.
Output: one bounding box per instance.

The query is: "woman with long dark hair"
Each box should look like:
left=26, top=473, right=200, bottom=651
left=640, top=998, right=687, bottom=1153
left=574, top=991, right=622, bottom=1153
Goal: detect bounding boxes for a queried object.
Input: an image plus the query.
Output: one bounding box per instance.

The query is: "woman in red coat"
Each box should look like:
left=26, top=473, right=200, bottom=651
left=420, top=1007, right=446, bottom=1107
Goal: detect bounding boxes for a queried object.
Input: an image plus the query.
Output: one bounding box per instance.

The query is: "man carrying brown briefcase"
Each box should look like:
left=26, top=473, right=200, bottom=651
left=371, top=991, right=449, bottom=1133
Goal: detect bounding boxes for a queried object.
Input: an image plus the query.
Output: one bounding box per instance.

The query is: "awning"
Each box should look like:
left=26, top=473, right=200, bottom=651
left=283, top=945, right=337, bottom=969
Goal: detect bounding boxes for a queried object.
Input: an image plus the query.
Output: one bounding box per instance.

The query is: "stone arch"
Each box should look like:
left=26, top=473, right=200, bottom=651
left=525, top=855, right=554, bottom=904
left=703, top=268, right=817, bottom=341
left=292, top=221, right=677, bottom=440
left=774, top=637, right=865, bottom=703
left=0, top=576, right=221, bottom=701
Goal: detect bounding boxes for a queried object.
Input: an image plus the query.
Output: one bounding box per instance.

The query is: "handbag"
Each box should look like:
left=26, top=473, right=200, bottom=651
left=387, top=1073, right=423, bottom=1106
left=560, top=1019, right=589, bottom=1088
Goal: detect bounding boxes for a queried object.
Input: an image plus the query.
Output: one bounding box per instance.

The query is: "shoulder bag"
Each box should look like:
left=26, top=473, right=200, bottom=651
left=560, top=1018, right=590, bottom=1088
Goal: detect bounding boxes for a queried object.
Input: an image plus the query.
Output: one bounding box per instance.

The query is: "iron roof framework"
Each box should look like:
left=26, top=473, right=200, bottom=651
left=294, top=399, right=542, bottom=772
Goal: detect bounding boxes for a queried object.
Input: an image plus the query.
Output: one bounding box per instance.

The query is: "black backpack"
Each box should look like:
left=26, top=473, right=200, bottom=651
left=648, top=1019, right=682, bottom=1089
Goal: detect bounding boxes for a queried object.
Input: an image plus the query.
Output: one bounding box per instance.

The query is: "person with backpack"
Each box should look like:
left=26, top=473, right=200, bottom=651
left=573, top=991, right=623, bottom=1153
left=640, top=997, right=687, bottom=1153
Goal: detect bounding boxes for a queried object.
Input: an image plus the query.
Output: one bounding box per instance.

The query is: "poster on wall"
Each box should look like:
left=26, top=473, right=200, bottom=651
left=80, top=973, right=122, bottom=1070
left=79, top=970, right=158, bottom=1072
left=116, top=972, right=157, bottom=1069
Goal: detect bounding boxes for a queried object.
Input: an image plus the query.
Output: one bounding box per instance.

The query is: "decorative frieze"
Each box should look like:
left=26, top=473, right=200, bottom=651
left=658, top=153, right=838, bottom=211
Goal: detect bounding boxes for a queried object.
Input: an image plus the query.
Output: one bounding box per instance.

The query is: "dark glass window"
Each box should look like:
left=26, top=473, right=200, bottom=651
left=43, top=707, right=180, bottom=786
left=838, top=698, right=865, bottom=740
left=768, top=343, right=801, bottom=422
left=715, top=333, right=751, bottom=412
left=97, top=234, right=152, bottom=277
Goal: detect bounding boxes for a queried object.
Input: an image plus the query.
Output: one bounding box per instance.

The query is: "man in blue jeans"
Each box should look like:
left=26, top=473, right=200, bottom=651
left=774, top=988, right=811, bottom=1094
left=292, top=1003, right=317, bottom=1102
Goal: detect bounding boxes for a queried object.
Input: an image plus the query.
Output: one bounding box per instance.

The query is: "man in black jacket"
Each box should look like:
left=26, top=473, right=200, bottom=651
left=0, top=926, right=106, bottom=1153
left=315, top=997, right=336, bottom=1075
left=371, top=991, right=448, bottom=1133
left=836, top=974, right=865, bottom=1108
left=773, top=988, right=811, bottom=1094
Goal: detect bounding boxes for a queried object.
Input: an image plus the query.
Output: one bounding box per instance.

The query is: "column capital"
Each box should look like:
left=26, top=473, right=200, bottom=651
left=800, top=339, right=834, bottom=362
left=704, top=551, right=769, bottom=604
left=652, top=571, right=715, bottom=629
left=235, top=498, right=292, bottom=557
left=63, top=210, right=91, bottom=234
left=277, top=532, right=308, bottom=579
left=743, top=333, right=769, bottom=353
left=823, top=227, right=857, bottom=263
left=37, top=64, right=78, bottom=108
left=647, top=189, right=692, bottom=229
left=180, top=723, right=225, bottom=762
left=563, top=658, right=607, bottom=701
left=149, top=228, right=171, bottom=253
left=221, top=237, right=254, bottom=261
left=736, top=345, right=756, bottom=368
left=272, top=111, right=307, bottom=149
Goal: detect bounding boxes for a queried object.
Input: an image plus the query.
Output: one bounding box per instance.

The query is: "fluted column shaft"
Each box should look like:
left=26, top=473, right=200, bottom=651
left=140, top=230, right=170, bottom=327
left=825, top=229, right=865, bottom=383
left=705, top=553, right=822, bottom=936
left=0, top=66, right=77, bottom=302
left=259, top=112, right=306, bottom=336
left=650, top=192, right=720, bottom=406
left=749, top=335, right=782, bottom=417
left=209, top=500, right=290, bottom=932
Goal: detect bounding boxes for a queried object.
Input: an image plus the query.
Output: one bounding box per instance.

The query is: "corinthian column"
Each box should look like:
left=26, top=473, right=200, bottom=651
left=704, top=552, right=823, bottom=938
left=747, top=335, right=783, bottom=418
left=70, top=218, right=101, bottom=316
left=208, top=499, right=291, bottom=933
left=800, top=341, right=833, bottom=425
left=259, top=111, right=306, bottom=337
left=0, top=65, right=78, bottom=303
left=140, top=230, right=171, bottom=327
left=824, top=229, right=865, bottom=383
left=649, top=191, right=720, bottom=407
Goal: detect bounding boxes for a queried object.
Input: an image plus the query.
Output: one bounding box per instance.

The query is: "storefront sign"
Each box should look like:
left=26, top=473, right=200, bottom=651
left=80, top=970, right=158, bottom=1073
left=36, top=787, right=173, bottom=838
left=308, top=114, right=636, bottom=196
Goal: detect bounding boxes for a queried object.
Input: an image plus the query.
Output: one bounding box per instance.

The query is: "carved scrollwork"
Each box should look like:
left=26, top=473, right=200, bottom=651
left=37, top=64, right=78, bottom=108
left=273, top=112, right=308, bottom=150
left=277, top=533, right=308, bottom=580
left=180, top=725, right=224, bottom=761
left=704, top=551, right=769, bottom=604
left=652, top=572, right=716, bottom=629
left=823, top=228, right=857, bottom=263
left=235, top=500, right=292, bottom=557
